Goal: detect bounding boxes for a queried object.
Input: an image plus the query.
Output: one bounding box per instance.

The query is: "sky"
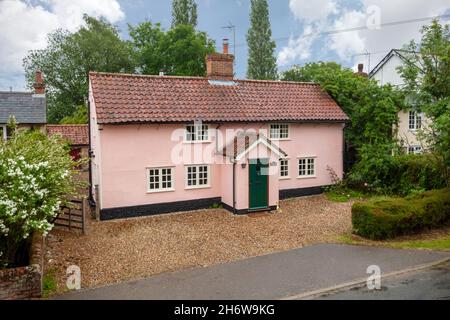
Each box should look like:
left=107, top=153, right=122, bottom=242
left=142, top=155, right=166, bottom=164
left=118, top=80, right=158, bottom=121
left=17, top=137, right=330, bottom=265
left=0, top=0, right=449, bottom=91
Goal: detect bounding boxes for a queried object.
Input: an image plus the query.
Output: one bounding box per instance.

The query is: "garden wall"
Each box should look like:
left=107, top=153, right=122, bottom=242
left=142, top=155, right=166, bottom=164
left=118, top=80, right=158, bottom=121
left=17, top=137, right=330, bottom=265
left=0, top=233, right=44, bottom=300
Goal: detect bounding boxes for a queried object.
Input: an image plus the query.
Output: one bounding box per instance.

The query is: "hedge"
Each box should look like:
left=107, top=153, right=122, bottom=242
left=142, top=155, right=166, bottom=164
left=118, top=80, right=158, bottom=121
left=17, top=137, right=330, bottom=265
left=347, top=153, right=448, bottom=195
left=352, top=188, right=450, bottom=240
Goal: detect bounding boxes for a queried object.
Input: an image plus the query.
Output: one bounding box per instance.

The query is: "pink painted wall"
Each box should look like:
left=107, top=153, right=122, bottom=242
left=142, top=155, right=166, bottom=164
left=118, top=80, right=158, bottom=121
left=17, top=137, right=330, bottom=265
left=91, top=121, right=344, bottom=211
left=277, top=123, right=344, bottom=190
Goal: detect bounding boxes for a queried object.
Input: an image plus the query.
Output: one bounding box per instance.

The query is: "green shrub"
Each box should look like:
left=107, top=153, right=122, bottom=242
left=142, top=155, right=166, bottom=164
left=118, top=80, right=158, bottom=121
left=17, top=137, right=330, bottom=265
left=348, top=153, right=448, bottom=196
left=352, top=188, right=450, bottom=240
left=0, top=127, right=79, bottom=268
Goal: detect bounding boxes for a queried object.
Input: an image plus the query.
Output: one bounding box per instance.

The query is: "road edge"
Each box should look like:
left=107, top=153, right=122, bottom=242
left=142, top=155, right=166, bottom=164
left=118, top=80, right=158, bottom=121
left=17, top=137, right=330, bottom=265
left=280, top=257, right=450, bottom=300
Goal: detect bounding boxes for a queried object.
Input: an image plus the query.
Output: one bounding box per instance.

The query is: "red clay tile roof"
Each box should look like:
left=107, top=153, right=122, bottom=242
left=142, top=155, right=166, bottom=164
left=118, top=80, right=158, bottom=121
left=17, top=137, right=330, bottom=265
left=47, top=124, right=89, bottom=146
left=89, top=72, right=349, bottom=124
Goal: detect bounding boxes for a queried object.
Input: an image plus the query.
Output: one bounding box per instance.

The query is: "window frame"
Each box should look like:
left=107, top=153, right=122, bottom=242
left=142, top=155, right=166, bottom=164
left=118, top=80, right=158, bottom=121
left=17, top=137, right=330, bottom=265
left=408, top=145, right=422, bottom=155
left=279, top=158, right=290, bottom=179
left=297, top=157, right=316, bottom=179
left=184, top=123, right=210, bottom=143
left=408, top=111, right=422, bottom=131
left=146, top=166, right=175, bottom=193
left=185, top=164, right=211, bottom=189
left=269, top=124, right=289, bottom=140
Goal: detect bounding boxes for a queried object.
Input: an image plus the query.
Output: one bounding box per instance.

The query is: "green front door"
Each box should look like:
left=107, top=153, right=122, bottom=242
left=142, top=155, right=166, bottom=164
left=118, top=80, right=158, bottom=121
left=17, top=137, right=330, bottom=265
left=249, top=159, right=269, bottom=210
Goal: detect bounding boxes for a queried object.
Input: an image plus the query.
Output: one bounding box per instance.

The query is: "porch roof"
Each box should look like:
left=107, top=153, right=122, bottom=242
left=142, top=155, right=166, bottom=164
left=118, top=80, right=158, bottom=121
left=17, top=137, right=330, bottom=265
left=220, top=131, right=288, bottom=160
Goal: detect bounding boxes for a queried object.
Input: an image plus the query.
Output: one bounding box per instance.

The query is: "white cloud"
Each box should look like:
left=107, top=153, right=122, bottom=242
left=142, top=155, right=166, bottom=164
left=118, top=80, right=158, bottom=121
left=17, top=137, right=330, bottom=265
left=277, top=25, right=317, bottom=66
left=328, top=10, right=366, bottom=61
left=49, top=0, right=124, bottom=31
left=289, top=0, right=338, bottom=23
left=0, top=0, right=125, bottom=90
left=279, top=0, right=450, bottom=70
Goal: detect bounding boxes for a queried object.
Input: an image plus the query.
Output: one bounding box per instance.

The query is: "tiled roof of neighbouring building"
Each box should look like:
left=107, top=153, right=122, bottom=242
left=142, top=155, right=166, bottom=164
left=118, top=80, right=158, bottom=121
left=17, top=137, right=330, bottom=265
left=89, top=72, right=349, bottom=124
left=0, top=92, right=46, bottom=124
left=47, top=124, right=89, bottom=146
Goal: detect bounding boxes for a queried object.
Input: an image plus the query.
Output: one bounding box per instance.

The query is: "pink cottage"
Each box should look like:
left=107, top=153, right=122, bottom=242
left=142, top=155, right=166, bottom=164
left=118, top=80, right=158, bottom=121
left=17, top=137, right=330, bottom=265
left=89, top=42, right=349, bottom=220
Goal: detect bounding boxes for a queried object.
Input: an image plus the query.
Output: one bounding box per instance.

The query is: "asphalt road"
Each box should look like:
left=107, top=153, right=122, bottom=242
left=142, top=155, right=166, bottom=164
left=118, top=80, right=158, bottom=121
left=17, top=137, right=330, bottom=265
left=56, top=244, right=449, bottom=300
left=317, top=261, right=450, bottom=300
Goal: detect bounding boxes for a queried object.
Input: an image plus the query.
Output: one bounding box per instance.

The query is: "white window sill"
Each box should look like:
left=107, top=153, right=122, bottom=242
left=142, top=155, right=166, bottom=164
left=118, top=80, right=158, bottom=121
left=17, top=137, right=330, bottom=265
left=183, top=141, right=212, bottom=144
left=185, top=185, right=211, bottom=190
left=270, top=138, right=291, bottom=141
left=147, top=188, right=175, bottom=194
left=279, top=176, right=291, bottom=180
left=297, top=175, right=316, bottom=180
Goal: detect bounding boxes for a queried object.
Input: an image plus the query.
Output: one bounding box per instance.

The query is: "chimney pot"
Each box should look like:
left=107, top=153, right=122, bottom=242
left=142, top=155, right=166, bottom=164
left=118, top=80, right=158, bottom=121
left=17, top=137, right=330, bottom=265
left=358, top=63, right=364, bottom=72
left=33, top=70, right=45, bottom=94
left=223, top=38, right=229, bottom=55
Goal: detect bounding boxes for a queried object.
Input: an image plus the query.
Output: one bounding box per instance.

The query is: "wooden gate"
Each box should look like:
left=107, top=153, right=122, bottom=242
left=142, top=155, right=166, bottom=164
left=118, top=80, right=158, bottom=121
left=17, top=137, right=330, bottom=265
left=53, top=198, right=88, bottom=234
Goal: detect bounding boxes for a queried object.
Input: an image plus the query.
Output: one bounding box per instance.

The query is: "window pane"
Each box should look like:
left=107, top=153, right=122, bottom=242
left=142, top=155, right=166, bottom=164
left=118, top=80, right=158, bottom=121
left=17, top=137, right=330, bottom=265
left=280, top=159, right=288, bottom=177
left=199, top=166, right=208, bottom=185
left=197, top=125, right=208, bottom=141
left=409, top=112, right=415, bottom=130
left=280, top=125, right=289, bottom=139
left=299, top=158, right=315, bottom=176
left=149, top=168, right=173, bottom=191
left=186, top=125, right=195, bottom=141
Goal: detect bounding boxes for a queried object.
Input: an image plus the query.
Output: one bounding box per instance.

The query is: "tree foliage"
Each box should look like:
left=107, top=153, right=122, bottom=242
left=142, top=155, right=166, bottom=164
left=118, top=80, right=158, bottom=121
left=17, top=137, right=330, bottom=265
left=282, top=62, right=402, bottom=150
left=0, top=124, right=78, bottom=268
left=398, top=20, right=450, bottom=182
left=246, top=0, right=277, bottom=80
left=23, top=15, right=135, bottom=123
left=60, top=105, right=88, bottom=124
left=171, top=0, right=198, bottom=28
left=129, top=22, right=215, bottom=76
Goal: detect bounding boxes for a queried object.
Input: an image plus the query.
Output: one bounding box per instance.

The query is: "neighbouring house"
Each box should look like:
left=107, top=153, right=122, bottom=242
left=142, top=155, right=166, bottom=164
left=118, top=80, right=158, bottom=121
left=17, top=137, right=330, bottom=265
left=47, top=124, right=90, bottom=196
left=369, top=49, right=429, bottom=154
left=46, top=124, right=89, bottom=162
left=0, top=71, right=46, bottom=140
left=89, top=40, right=349, bottom=220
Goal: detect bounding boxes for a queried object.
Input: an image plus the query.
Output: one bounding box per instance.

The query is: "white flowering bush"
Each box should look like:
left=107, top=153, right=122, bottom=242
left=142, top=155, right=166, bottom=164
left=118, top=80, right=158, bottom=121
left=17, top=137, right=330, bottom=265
left=0, top=127, right=78, bottom=268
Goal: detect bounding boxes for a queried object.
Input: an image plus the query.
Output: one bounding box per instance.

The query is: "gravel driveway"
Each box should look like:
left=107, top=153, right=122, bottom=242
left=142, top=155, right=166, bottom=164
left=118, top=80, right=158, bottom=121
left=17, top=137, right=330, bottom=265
left=46, top=195, right=353, bottom=295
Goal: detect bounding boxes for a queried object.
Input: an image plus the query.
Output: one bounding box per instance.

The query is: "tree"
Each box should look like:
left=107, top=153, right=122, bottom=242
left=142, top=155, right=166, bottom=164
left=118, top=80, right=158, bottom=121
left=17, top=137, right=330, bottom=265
left=23, top=15, right=135, bottom=123
left=129, top=22, right=215, bottom=76
left=0, top=123, right=78, bottom=268
left=398, top=20, right=450, bottom=184
left=246, top=0, right=277, bottom=80
left=282, top=62, right=402, bottom=151
left=60, top=105, right=88, bottom=124
left=171, top=0, right=198, bottom=28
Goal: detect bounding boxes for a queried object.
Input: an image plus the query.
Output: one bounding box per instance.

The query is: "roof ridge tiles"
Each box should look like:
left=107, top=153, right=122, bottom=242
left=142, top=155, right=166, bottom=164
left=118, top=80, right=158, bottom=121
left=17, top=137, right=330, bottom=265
left=89, top=71, right=319, bottom=86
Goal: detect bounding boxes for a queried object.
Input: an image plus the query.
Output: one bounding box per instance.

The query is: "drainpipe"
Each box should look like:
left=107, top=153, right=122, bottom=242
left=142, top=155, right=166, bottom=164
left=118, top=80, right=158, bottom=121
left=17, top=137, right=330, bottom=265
left=87, top=96, right=95, bottom=206
left=215, top=124, right=222, bottom=153
left=232, top=157, right=237, bottom=215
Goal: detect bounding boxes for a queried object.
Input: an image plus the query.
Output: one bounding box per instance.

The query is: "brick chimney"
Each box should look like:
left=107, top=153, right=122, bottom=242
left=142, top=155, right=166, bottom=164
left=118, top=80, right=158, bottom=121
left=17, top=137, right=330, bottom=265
left=358, top=63, right=364, bottom=73
left=33, top=70, right=45, bottom=94
left=206, top=39, right=234, bottom=81
left=354, top=63, right=368, bottom=78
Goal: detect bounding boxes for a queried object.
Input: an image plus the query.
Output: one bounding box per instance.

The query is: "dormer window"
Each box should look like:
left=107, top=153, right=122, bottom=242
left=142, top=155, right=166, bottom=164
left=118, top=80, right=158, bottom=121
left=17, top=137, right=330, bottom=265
left=185, top=123, right=209, bottom=142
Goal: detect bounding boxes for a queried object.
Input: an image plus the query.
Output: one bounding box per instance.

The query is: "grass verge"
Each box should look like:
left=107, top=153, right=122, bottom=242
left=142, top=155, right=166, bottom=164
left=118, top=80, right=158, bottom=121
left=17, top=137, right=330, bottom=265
left=42, top=268, right=58, bottom=299
left=325, top=189, right=367, bottom=202
left=337, top=228, right=450, bottom=251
